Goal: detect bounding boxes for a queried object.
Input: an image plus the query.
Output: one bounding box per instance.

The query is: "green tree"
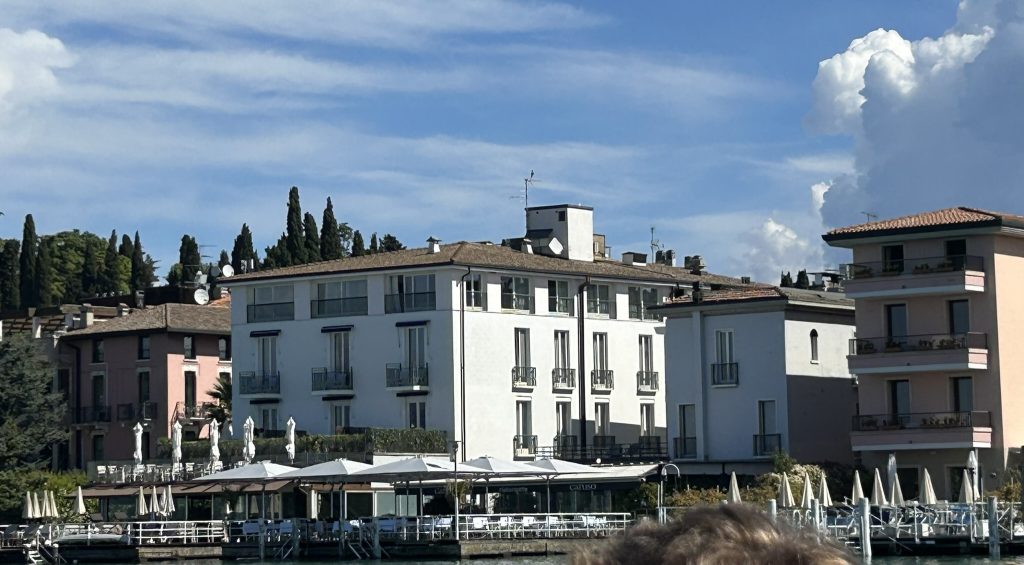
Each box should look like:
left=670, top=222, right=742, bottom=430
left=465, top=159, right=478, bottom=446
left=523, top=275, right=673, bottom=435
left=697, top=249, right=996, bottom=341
left=81, top=241, right=101, bottom=298
left=319, top=197, right=344, bottom=260
left=0, top=334, right=67, bottom=469
left=35, top=238, right=55, bottom=306
left=218, top=250, right=230, bottom=269
left=795, top=269, right=810, bottom=289
left=231, top=223, right=258, bottom=273
left=303, top=212, right=321, bottom=263
left=285, top=186, right=306, bottom=265
left=178, top=235, right=202, bottom=284
left=369, top=232, right=379, bottom=254
left=165, top=263, right=183, bottom=287
left=0, top=240, right=19, bottom=310
left=263, top=234, right=290, bottom=270
left=19, top=215, right=37, bottom=307
left=351, top=230, right=366, bottom=257
left=48, top=230, right=105, bottom=303
left=118, top=234, right=133, bottom=258
left=130, top=231, right=146, bottom=292
left=380, top=233, right=404, bottom=252
left=101, top=230, right=119, bottom=294
left=780, top=271, right=793, bottom=288
left=206, top=372, right=232, bottom=424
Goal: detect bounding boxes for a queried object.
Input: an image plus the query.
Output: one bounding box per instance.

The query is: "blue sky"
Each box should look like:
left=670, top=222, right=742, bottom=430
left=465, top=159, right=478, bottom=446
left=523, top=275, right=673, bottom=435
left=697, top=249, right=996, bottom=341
left=0, top=1, right=971, bottom=281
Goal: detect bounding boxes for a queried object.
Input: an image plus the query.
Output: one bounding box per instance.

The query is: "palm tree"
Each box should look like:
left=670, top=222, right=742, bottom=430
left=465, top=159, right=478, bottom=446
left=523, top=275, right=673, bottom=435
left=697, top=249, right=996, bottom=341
left=206, top=372, right=231, bottom=424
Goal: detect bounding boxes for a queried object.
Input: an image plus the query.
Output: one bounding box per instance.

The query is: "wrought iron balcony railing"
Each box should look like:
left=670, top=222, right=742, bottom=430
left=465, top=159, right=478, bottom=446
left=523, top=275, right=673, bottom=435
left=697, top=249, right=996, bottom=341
left=552, top=368, right=576, bottom=390
left=849, top=332, right=988, bottom=355
left=312, top=368, right=354, bottom=391
left=512, top=366, right=537, bottom=389
left=238, top=371, right=281, bottom=394
left=852, top=411, right=991, bottom=431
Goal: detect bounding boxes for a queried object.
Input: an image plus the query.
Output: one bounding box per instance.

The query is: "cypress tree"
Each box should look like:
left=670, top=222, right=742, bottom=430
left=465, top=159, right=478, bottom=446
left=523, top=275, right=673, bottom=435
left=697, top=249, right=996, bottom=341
left=218, top=250, right=230, bottom=269
left=351, top=230, right=366, bottom=257
left=320, top=197, right=343, bottom=261
left=380, top=234, right=404, bottom=252
left=231, top=223, right=258, bottom=273
left=81, top=242, right=100, bottom=298
left=118, top=234, right=134, bottom=258
left=35, top=239, right=54, bottom=306
left=19, top=215, right=37, bottom=307
left=130, top=231, right=145, bottom=292
left=101, top=230, right=119, bottom=294
left=303, top=212, right=321, bottom=263
left=263, top=234, right=290, bottom=270
left=178, top=235, right=202, bottom=284
left=285, top=186, right=306, bottom=265
left=780, top=271, right=793, bottom=288
left=0, top=240, right=20, bottom=310
left=795, top=269, right=810, bottom=289
left=369, top=233, right=379, bottom=254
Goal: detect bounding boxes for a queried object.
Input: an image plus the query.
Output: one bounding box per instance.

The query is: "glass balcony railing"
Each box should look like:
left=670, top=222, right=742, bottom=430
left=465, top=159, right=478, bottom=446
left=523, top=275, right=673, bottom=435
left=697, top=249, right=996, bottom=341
left=384, top=292, right=436, bottom=314
left=246, top=302, right=294, bottom=323
left=753, top=433, right=782, bottom=457
left=852, top=411, right=991, bottom=431
left=842, top=255, right=984, bottom=279
left=673, top=436, right=697, bottom=459
left=850, top=332, right=987, bottom=355
left=311, top=297, right=368, bottom=318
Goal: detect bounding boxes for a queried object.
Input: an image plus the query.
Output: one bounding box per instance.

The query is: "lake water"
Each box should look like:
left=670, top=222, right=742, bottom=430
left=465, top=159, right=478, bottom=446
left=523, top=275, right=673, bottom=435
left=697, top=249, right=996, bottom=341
left=107, top=557, right=1022, bottom=564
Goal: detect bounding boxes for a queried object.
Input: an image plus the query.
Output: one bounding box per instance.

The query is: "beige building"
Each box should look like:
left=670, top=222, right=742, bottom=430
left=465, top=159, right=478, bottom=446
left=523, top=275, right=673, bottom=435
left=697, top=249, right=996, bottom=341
left=824, top=207, right=1024, bottom=500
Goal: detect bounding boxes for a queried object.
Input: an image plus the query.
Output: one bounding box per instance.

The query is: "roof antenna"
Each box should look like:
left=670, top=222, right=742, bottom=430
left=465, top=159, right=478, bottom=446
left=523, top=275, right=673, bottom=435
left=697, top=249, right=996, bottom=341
left=649, top=226, right=664, bottom=260
left=861, top=211, right=878, bottom=222
left=510, top=170, right=538, bottom=231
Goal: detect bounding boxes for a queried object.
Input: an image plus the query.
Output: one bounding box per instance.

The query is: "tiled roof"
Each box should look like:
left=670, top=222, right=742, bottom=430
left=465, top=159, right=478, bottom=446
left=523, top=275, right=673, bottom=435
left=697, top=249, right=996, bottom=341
left=655, top=286, right=852, bottom=308
left=63, top=303, right=230, bottom=338
left=825, top=207, right=1024, bottom=240
left=0, top=305, right=119, bottom=337
left=224, top=242, right=747, bottom=287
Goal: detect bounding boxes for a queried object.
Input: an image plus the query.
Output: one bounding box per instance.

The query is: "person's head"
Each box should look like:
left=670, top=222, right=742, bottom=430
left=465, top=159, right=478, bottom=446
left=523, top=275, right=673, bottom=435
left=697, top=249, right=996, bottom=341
left=573, top=504, right=853, bottom=565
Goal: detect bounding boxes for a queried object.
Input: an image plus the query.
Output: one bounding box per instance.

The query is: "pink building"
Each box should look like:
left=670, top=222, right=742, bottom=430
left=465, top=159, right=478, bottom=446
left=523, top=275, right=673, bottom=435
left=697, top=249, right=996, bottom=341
left=824, top=207, right=1024, bottom=500
left=60, top=302, right=231, bottom=469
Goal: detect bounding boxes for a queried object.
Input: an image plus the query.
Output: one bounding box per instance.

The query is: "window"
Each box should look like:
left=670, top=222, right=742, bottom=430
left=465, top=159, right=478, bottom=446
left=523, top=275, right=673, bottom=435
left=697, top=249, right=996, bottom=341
left=465, top=274, right=486, bottom=309
left=257, top=336, right=278, bottom=375
left=250, top=285, right=295, bottom=322
left=260, top=407, right=279, bottom=431
left=91, top=435, right=105, bottom=461
left=640, top=404, right=655, bottom=437
left=183, top=335, right=195, bottom=360
left=554, top=331, right=570, bottom=370
left=628, top=287, right=659, bottom=320
left=331, top=403, right=352, bottom=433
left=639, top=335, right=653, bottom=373
left=556, top=402, right=572, bottom=437
left=557, top=210, right=566, bottom=222
left=547, top=280, right=572, bottom=314
left=92, top=340, right=104, bottom=363
left=593, top=333, right=609, bottom=371
left=138, top=336, right=150, bottom=360
left=758, top=400, right=777, bottom=436
left=314, top=279, right=368, bottom=317
left=949, top=300, right=970, bottom=335
left=952, top=377, right=973, bottom=413
left=516, top=400, right=533, bottom=437
left=407, top=401, right=426, bottom=429
left=185, top=370, right=197, bottom=409
left=715, top=330, right=734, bottom=363
left=218, top=337, right=231, bottom=361
left=889, top=380, right=910, bottom=419
left=331, top=332, right=351, bottom=372
left=501, top=276, right=532, bottom=311
left=678, top=404, right=696, bottom=458
left=586, top=284, right=613, bottom=316
left=138, top=371, right=150, bottom=404
left=810, top=330, right=819, bottom=362
left=92, top=374, right=106, bottom=407
left=882, top=244, right=904, bottom=273
left=594, top=403, right=610, bottom=436
left=946, top=239, right=967, bottom=269
left=885, top=304, right=908, bottom=339
left=514, top=328, right=531, bottom=368
left=405, top=326, right=427, bottom=369
left=141, top=431, right=151, bottom=460
left=386, top=274, right=436, bottom=313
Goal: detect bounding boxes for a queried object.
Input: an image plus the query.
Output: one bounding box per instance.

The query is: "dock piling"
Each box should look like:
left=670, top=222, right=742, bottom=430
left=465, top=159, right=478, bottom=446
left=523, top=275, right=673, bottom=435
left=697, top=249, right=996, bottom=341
left=858, top=497, right=871, bottom=561
left=989, top=496, right=1000, bottom=559
left=767, top=500, right=777, bottom=524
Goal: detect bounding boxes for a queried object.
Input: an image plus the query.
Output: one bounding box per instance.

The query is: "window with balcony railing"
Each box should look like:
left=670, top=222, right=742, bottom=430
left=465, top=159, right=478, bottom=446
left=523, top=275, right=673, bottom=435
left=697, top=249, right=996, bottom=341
left=249, top=285, right=295, bottom=322
left=385, top=363, right=429, bottom=387
left=548, top=280, right=573, bottom=315
left=711, top=362, right=739, bottom=386
left=512, top=366, right=537, bottom=388
left=465, top=273, right=486, bottom=309
left=239, top=371, right=281, bottom=394
left=850, top=332, right=988, bottom=355
left=313, top=279, right=368, bottom=317
left=552, top=368, right=576, bottom=389
left=852, top=410, right=991, bottom=431
left=637, top=371, right=659, bottom=393
left=591, top=369, right=614, bottom=391
left=753, top=433, right=781, bottom=457
left=586, top=284, right=614, bottom=317
left=843, top=254, right=985, bottom=280
left=628, top=287, right=660, bottom=320
left=312, top=367, right=354, bottom=391
left=501, top=276, right=532, bottom=312
left=385, top=274, right=436, bottom=313
left=514, top=435, right=538, bottom=456
left=674, top=436, right=697, bottom=459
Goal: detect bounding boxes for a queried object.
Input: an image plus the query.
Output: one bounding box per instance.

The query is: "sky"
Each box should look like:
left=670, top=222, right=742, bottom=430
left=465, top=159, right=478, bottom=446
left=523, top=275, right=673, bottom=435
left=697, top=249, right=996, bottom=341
left=2, top=0, right=1018, bottom=283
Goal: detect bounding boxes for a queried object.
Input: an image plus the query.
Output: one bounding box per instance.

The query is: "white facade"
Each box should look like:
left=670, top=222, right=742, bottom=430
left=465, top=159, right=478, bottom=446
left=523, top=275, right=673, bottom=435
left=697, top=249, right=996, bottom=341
left=661, top=290, right=856, bottom=470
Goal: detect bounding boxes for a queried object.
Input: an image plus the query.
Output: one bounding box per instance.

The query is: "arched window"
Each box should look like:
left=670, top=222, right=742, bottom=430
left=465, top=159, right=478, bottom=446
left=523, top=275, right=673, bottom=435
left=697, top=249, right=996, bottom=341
left=810, top=329, right=819, bottom=362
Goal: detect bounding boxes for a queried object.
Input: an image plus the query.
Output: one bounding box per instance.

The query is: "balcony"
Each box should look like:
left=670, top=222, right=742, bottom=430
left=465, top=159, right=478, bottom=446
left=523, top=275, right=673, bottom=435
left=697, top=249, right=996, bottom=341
left=586, top=300, right=615, bottom=318
left=711, top=362, right=739, bottom=386
left=311, top=368, right=354, bottom=395
left=848, top=333, right=988, bottom=374
left=501, top=295, right=534, bottom=313
left=753, top=433, right=782, bottom=457
left=548, top=296, right=574, bottom=315
left=384, top=292, right=436, bottom=314
left=172, top=402, right=214, bottom=424
left=116, top=403, right=135, bottom=421
left=536, top=436, right=667, bottom=463
left=552, top=434, right=578, bottom=459
left=841, top=255, right=985, bottom=298
left=311, top=297, right=368, bottom=318
left=238, top=371, right=281, bottom=397
left=673, top=436, right=697, bottom=459
left=552, top=368, right=576, bottom=391
left=511, top=366, right=536, bottom=391
left=851, top=411, right=993, bottom=451
left=246, top=302, right=294, bottom=323
left=75, top=406, right=111, bottom=425
left=513, top=435, right=538, bottom=459
left=138, top=402, right=158, bottom=421
left=385, top=364, right=429, bottom=392
left=636, top=370, right=659, bottom=394
left=591, top=369, right=614, bottom=392
left=628, top=304, right=660, bottom=321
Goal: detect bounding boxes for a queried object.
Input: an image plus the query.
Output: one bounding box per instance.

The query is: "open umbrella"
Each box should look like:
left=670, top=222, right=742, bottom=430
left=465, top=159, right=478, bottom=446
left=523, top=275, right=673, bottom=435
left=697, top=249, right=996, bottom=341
left=526, top=458, right=601, bottom=514
left=171, top=421, right=183, bottom=473
left=777, top=473, right=795, bottom=508
left=818, top=473, right=833, bottom=507
left=285, top=417, right=296, bottom=464
left=209, top=419, right=221, bottom=467
left=800, top=473, right=815, bottom=509
left=870, top=469, right=888, bottom=506
left=921, top=469, right=938, bottom=505
left=133, top=422, right=144, bottom=466
left=23, top=492, right=34, bottom=520
left=242, top=417, right=256, bottom=464
left=726, top=472, right=742, bottom=504
left=959, top=468, right=975, bottom=504
left=851, top=470, right=865, bottom=503
left=136, top=487, right=148, bottom=517
left=73, top=486, right=88, bottom=516
left=278, top=458, right=372, bottom=480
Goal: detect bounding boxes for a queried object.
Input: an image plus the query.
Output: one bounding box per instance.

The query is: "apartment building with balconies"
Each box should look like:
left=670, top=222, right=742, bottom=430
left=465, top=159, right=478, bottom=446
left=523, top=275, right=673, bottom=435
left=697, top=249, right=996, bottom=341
left=224, top=204, right=749, bottom=464
left=824, top=206, right=1024, bottom=499
left=656, top=286, right=856, bottom=474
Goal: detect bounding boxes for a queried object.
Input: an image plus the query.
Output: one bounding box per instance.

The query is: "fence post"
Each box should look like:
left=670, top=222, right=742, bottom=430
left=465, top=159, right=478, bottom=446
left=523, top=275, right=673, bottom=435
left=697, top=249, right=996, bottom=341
left=859, top=497, right=872, bottom=561
left=989, top=496, right=1000, bottom=559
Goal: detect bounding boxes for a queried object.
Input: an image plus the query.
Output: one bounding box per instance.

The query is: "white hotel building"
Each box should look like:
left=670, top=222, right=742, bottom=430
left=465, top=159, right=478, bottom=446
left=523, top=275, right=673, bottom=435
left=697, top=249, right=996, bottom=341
left=224, top=204, right=745, bottom=463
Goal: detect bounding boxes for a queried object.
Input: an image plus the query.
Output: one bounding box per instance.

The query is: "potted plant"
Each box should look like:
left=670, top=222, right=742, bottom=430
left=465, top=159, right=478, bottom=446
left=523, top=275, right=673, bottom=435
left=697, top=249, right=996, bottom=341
left=885, top=340, right=904, bottom=353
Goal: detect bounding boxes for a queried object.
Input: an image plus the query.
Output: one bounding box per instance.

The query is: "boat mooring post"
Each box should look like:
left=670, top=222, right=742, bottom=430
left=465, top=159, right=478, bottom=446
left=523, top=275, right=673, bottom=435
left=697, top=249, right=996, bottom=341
left=811, top=499, right=821, bottom=538
left=989, top=496, right=1000, bottom=559
left=767, top=499, right=777, bottom=523
left=858, top=497, right=872, bottom=561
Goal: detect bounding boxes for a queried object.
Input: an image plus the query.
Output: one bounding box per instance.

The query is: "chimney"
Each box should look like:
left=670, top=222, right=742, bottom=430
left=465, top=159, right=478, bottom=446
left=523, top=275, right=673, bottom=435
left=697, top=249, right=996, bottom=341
left=31, top=317, right=42, bottom=339
left=686, top=255, right=705, bottom=275
left=740, top=276, right=752, bottom=284
left=116, top=303, right=130, bottom=317
left=522, top=238, right=534, bottom=254
left=426, top=236, right=441, bottom=254
left=621, top=251, right=647, bottom=265
left=592, top=234, right=607, bottom=259
left=80, top=305, right=94, bottom=329
left=691, top=281, right=704, bottom=304
left=135, top=290, right=145, bottom=309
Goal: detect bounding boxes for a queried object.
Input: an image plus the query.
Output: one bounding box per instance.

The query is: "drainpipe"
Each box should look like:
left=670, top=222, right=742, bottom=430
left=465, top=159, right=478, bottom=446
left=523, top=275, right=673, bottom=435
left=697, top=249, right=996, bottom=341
left=577, top=277, right=591, bottom=452
left=694, top=309, right=708, bottom=460
left=458, top=267, right=472, bottom=461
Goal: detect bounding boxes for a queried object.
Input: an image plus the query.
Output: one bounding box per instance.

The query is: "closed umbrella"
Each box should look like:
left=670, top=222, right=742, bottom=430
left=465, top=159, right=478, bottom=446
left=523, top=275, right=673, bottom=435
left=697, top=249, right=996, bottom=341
left=890, top=474, right=905, bottom=506
left=726, top=472, right=742, bottom=504
left=48, top=491, right=59, bottom=519
left=285, top=417, right=296, bottom=464
left=150, top=486, right=161, bottom=517
left=921, top=469, right=938, bottom=505
left=777, top=473, right=795, bottom=508
left=38, top=492, right=50, bottom=519
left=800, top=473, right=815, bottom=509
left=886, top=453, right=898, bottom=502
left=818, top=473, right=833, bottom=507
left=870, top=469, right=888, bottom=506
left=165, top=485, right=176, bottom=516
left=851, top=470, right=865, bottom=503
left=31, top=492, right=41, bottom=520
left=959, top=468, right=975, bottom=504
left=133, top=422, right=144, bottom=466
left=242, top=417, right=256, bottom=463
left=171, top=421, right=183, bottom=473
left=23, top=492, right=34, bottom=520
left=73, top=486, right=88, bottom=516
left=209, top=419, right=221, bottom=467
left=136, top=487, right=148, bottom=517
left=967, top=451, right=980, bottom=500
left=307, top=490, right=319, bottom=520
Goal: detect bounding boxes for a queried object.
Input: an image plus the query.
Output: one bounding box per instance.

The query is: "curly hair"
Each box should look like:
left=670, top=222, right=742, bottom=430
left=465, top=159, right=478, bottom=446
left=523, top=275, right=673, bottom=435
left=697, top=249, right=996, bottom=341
left=573, top=504, right=853, bottom=565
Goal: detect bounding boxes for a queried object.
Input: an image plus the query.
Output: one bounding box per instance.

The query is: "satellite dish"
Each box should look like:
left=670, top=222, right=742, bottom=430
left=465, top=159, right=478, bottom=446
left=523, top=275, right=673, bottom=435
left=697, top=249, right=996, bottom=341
left=547, top=237, right=564, bottom=256
left=208, top=266, right=220, bottom=278
left=193, top=288, right=210, bottom=306
left=220, top=265, right=235, bottom=278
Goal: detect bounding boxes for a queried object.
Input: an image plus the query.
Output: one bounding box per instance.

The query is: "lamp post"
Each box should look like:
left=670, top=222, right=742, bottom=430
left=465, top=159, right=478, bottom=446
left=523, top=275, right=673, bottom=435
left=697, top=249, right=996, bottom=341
left=450, top=441, right=461, bottom=541
left=658, top=464, right=680, bottom=524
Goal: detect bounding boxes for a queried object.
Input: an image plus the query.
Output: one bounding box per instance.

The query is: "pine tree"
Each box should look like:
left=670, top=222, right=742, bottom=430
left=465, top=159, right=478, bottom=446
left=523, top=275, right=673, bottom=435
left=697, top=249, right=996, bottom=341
left=369, top=233, right=379, bottom=254
left=118, top=234, right=133, bottom=258
left=795, top=269, right=810, bottom=290
left=351, top=230, right=366, bottom=257
left=130, top=231, right=146, bottom=292
left=19, top=215, right=37, bottom=307
left=178, top=235, right=202, bottom=284
left=780, top=271, right=793, bottom=288
left=231, top=223, right=258, bottom=273
left=35, top=239, right=54, bottom=306
left=320, top=197, right=343, bottom=261
left=0, top=334, right=67, bottom=469
left=81, top=242, right=100, bottom=298
left=0, top=240, right=20, bottom=310
left=380, top=233, right=404, bottom=252
left=285, top=186, right=306, bottom=265
left=303, top=212, right=321, bottom=263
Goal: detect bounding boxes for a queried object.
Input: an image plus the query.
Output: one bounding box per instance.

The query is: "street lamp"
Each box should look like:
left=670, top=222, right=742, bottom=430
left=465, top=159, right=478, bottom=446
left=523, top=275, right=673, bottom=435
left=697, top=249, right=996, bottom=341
left=658, top=463, right=680, bottom=524
left=450, top=440, right=461, bottom=540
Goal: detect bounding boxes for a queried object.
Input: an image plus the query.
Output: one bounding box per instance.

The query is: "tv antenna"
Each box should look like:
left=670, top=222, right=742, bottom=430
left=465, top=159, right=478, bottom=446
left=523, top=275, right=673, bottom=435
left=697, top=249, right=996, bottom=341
left=861, top=211, right=878, bottom=222
left=649, top=226, right=664, bottom=259
left=509, top=170, right=539, bottom=230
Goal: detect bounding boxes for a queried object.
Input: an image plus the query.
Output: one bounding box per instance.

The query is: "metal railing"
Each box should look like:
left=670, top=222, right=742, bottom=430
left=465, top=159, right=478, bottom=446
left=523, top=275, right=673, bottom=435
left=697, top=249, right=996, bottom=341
left=75, top=405, right=112, bottom=424
left=180, top=402, right=214, bottom=419
left=238, top=371, right=281, bottom=394
left=139, top=401, right=159, bottom=421
left=501, top=294, right=534, bottom=312
left=385, top=364, right=429, bottom=388
left=591, top=369, right=614, bottom=391
left=513, top=435, right=538, bottom=456
left=552, top=368, right=576, bottom=390
left=628, top=304, right=660, bottom=321
left=384, top=292, right=436, bottom=313
left=593, top=434, right=616, bottom=448
left=312, top=368, right=354, bottom=391
left=850, top=332, right=988, bottom=355
left=673, top=436, right=697, bottom=459
left=246, top=302, right=294, bottom=323
left=512, top=366, right=537, bottom=388
left=586, top=299, right=615, bottom=317
left=553, top=435, right=578, bottom=458
left=536, top=438, right=667, bottom=463
left=853, top=410, right=992, bottom=431
left=753, top=433, right=782, bottom=457
left=636, top=370, right=659, bottom=393
left=116, top=403, right=135, bottom=421
left=380, top=512, right=633, bottom=541
left=549, top=296, right=574, bottom=315
left=711, top=362, right=739, bottom=386
left=842, top=254, right=984, bottom=279
left=311, top=297, right=368, bottom=318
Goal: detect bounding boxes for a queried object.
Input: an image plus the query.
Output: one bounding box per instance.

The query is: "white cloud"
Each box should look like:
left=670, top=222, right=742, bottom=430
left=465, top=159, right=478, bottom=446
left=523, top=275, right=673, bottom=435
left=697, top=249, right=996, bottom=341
left=0, top=28, right=74, bottom=117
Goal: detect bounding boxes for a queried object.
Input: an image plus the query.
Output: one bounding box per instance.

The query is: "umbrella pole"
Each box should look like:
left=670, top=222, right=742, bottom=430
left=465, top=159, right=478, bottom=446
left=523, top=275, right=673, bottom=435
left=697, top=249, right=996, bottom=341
left=259, top=485, right=266, bottom=561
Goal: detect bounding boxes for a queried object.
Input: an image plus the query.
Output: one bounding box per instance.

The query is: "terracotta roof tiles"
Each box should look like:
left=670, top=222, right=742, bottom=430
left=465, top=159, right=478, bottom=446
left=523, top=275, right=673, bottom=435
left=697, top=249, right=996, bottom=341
left=63, top=303, right=230, bottom=338
left=825, top=207, right=1024, bottom=239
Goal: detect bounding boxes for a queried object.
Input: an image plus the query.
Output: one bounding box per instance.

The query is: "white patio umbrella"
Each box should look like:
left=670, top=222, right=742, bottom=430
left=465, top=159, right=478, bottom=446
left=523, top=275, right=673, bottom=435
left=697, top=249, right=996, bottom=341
left=227, top=419, right=233, bottom=437
left=171, top=421, right=183, bottom=472
left=465, top=456, right=548, bottom=513
left=285, top=417, right=296, bottom=464
left=886, top=453, right=898, bottom=501
left=307, top=490, right=319, bottom=520
left=242, top=417, right=256, bottom=463
left=150, top=486, right=161, bottom=517
left=726, top=472, right=742, bottom=504
left=777, top=473, right=795, bottom=508
left=136, top=487, right=148, bottom=517
left=132, top=422, right=144, bottom=466
left=277, top=458, right=372, bottom=480
left=526, top=458, right=602, bottom=514
left=73, top=486, right=88, bottom=516
left=870, top=469, right=889, bottom=506
left=31, top=492, right=41, bottom=520
left=967, top=451, right=980, bottom=499
left=851, top=470, right=865, bottom=503
left=22, top=492, right=35, bottom=520
left=921, top=469, right=938, bottom=505
left=48, top=491, right=59, bottom=519
left=959, top=468, right=976, bottom=504
left=209, top=419, right=221, bottom=466
left=818, top=473, right=833, bottom=507
left=165, top=485, right=176, bottom=515
left=194, top=460, right=298, bottom=482
left=890, top=474, right=905, bottom=506
left=800, top=473, right=815, bottom=509
left=38, top=491, right=51, bottom=519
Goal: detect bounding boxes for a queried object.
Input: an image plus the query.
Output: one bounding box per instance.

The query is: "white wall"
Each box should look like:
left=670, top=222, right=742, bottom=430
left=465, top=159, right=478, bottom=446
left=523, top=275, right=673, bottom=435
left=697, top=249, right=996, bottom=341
left=783, top=317, right=855, bottom=378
